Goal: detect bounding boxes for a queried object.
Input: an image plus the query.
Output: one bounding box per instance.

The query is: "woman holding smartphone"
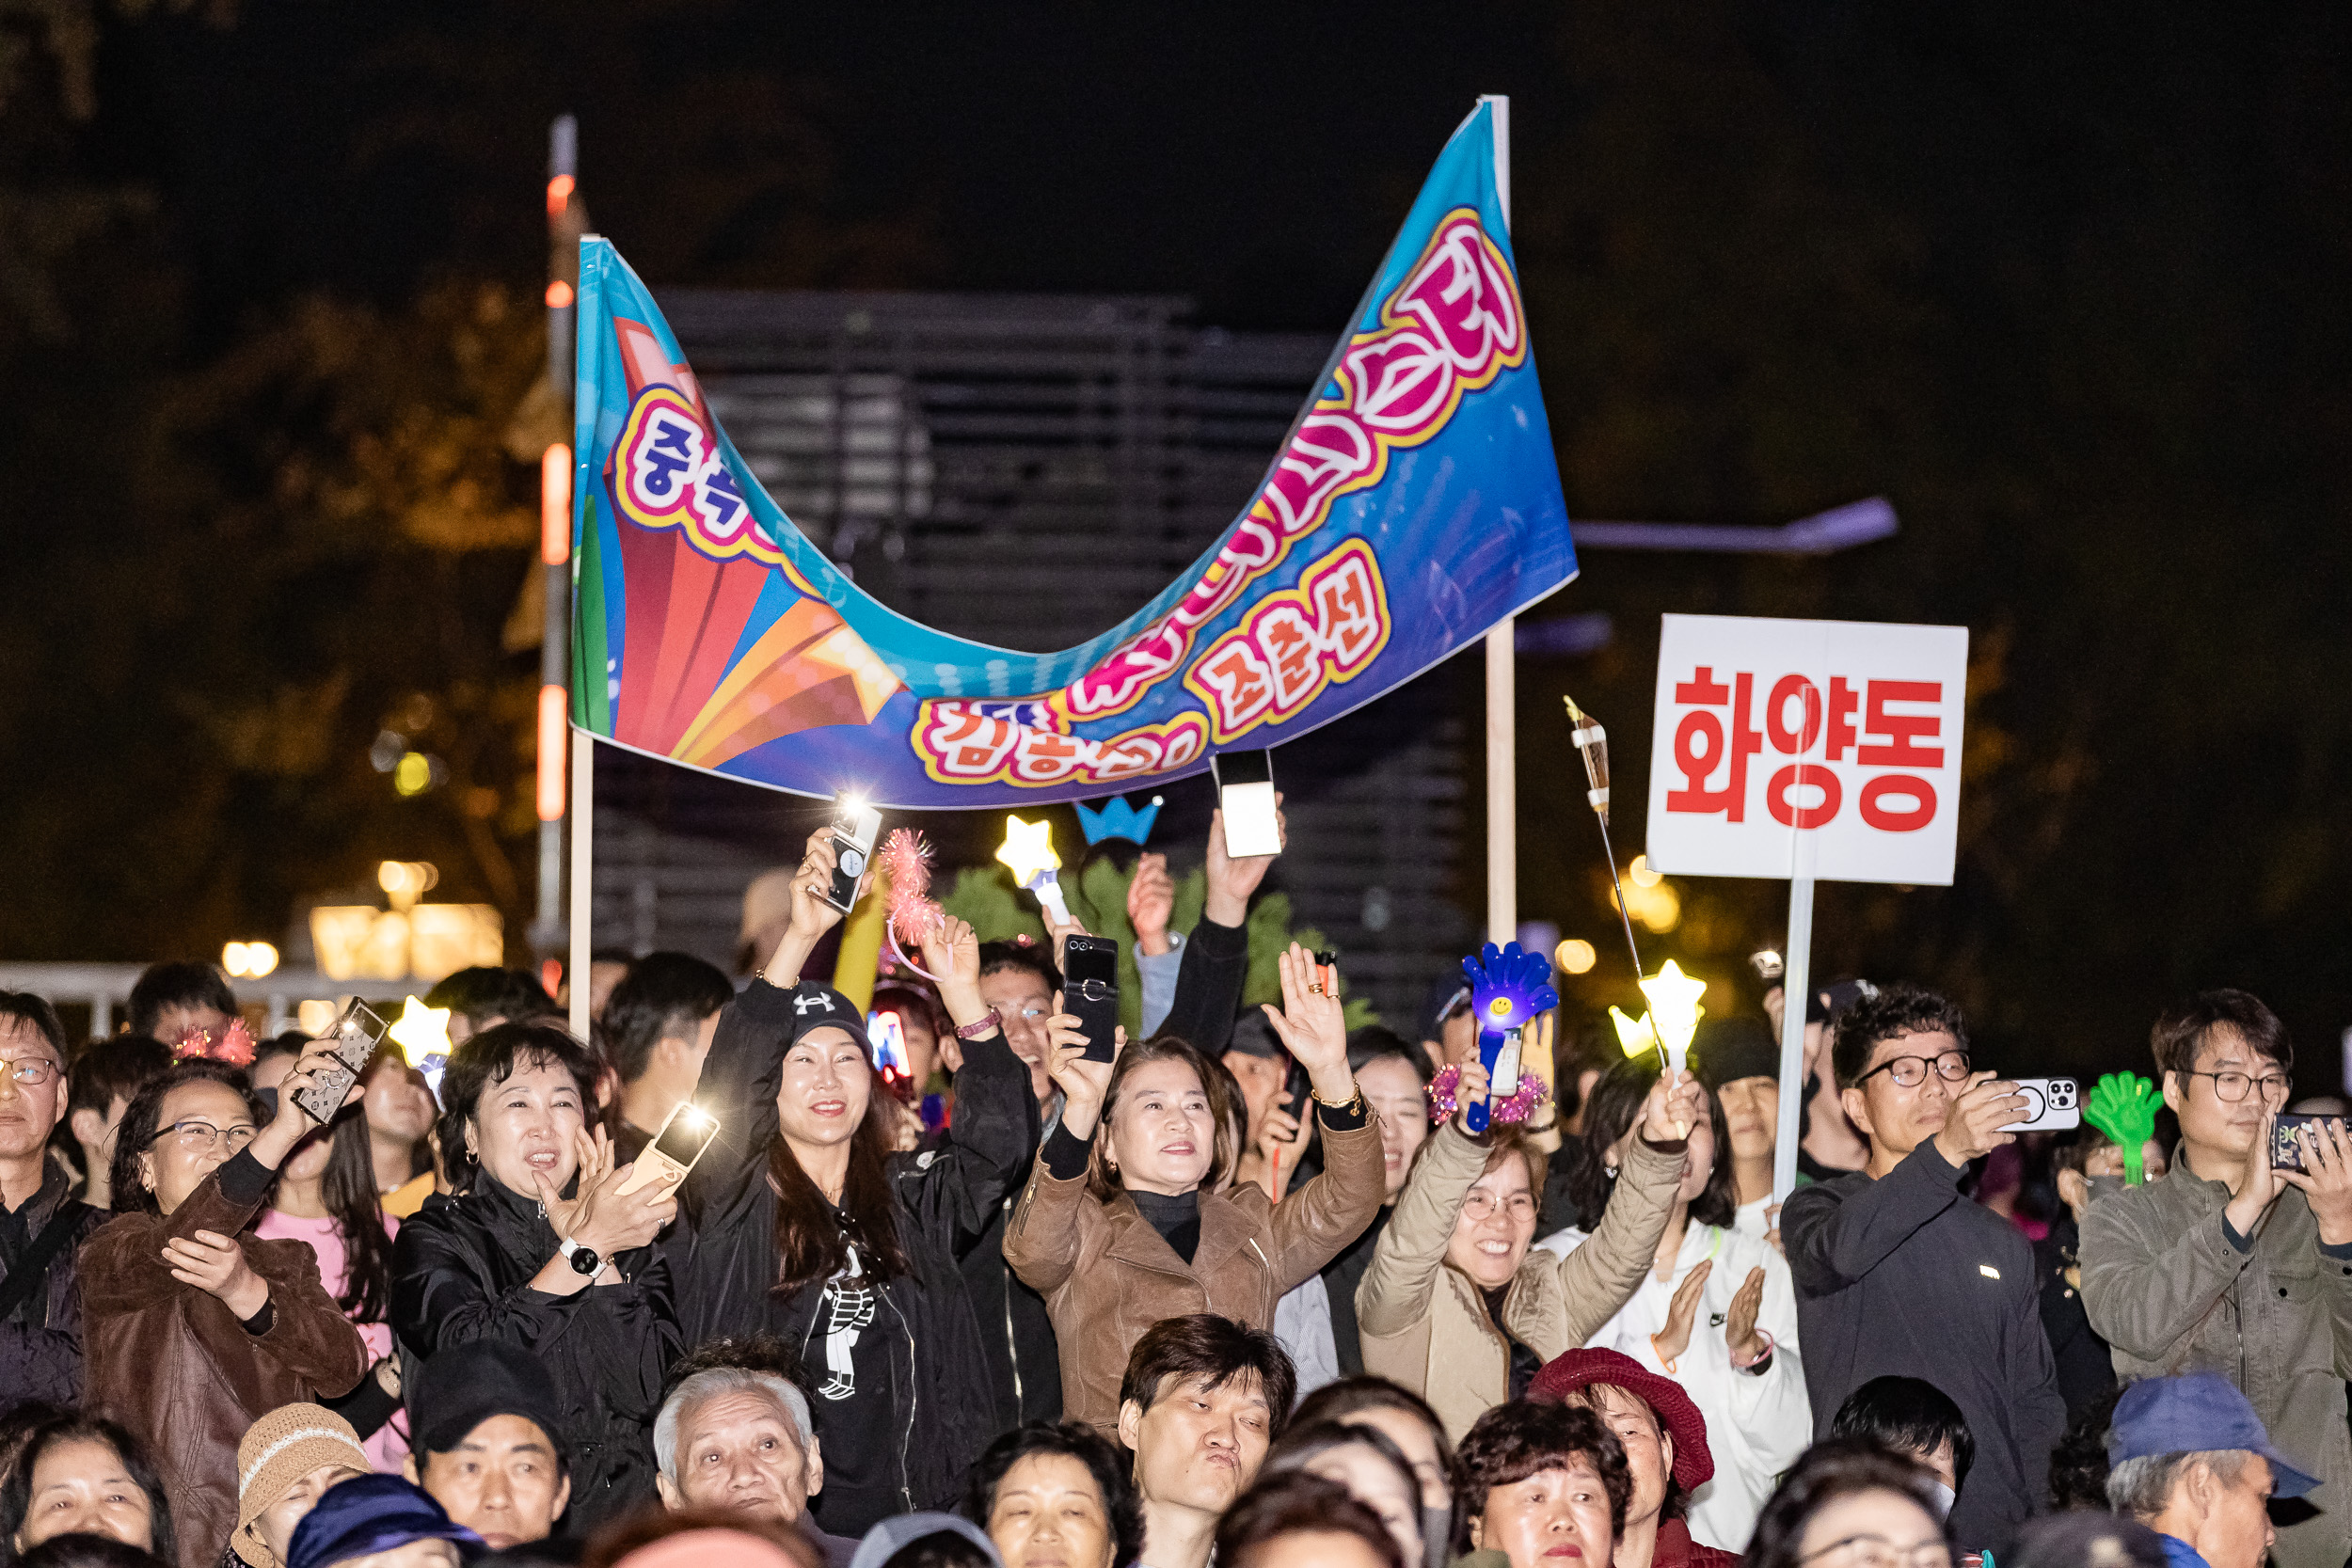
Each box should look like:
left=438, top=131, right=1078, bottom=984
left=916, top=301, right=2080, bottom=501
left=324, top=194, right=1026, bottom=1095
left=1003, top=943, right=1387, bottom=1433
left=675, top=826, right=1039, bottom=1536
left=389, top=1022, right=682, bottom=1531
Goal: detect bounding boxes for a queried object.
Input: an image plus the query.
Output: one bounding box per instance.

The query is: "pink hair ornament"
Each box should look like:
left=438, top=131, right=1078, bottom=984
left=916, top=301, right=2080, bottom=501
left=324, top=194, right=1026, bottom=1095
left=1426, top=1063, right=1549, bottom=1126
left=880, top=829, right=946, bottom=981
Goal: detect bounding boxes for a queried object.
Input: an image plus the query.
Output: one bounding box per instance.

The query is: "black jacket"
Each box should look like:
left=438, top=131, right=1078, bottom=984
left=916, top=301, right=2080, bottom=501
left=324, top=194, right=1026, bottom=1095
left=0, top=1156, right=107, bottom=1406
left=676, top=978, right=1035, bottom=1530
left=2032, top=1212, right=2117, bottom=1422
left=389, top=1173, right=682, bottom=1531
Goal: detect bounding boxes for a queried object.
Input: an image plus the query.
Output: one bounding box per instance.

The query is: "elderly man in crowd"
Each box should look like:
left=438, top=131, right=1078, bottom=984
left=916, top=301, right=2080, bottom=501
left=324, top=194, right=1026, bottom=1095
left=403, top=1341, right=573, bottom=1553
left=2106, top=1372, right=2320, bottom=1568
left=0, top=990, right=106, bottom=1405
left=654, top=1364, right=856, bottom=1567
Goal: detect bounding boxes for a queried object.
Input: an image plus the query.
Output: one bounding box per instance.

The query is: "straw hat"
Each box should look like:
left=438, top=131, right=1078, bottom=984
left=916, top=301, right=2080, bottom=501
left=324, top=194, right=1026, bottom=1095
left=232, top=1404, right=374, bottom=1568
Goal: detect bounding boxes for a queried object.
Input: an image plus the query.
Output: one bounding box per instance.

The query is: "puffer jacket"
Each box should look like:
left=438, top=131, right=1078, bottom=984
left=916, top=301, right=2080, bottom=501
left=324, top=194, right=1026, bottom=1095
left=1003, top=1104, right=1386, bottom=1433
left=1356, top=1122, right=1682, bottom=1440
left=2080, top=1162, right=2352, bottom=1568
left=0, top=1155, right=107, bottom=1405
left=81, top=1153, right=371, bottom=1568
left=390, top=1170, right=682, bottom=1531
left=675, top=978, right=1035, bottom=1528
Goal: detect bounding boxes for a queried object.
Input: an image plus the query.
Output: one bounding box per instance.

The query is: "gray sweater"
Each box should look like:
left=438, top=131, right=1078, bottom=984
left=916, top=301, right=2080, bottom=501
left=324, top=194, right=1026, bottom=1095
left=1782, top=1141, right=2065, bottom=1550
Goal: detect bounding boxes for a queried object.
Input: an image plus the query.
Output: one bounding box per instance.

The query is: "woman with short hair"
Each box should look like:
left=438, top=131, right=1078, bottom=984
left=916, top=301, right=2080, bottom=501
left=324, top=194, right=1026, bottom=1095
left=1456, top=1402, right=1631, bottom=1568
left=1, top=1412, right=178, bottom=1563
left=389, top=1022, right=682, bottom=1530
left=961, top=1421, right=1140, bottom=1568
left=1741, top=1441, right=1950, bottom=1568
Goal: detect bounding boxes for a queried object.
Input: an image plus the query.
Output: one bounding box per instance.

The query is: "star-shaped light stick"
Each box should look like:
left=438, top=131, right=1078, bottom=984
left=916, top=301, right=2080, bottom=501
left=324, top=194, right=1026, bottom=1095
left=1636, top=959, right=1708, bottom=1083
left=389, top=995, right=452, bottom=1070
left=995, top=814, right=1072, bottom=926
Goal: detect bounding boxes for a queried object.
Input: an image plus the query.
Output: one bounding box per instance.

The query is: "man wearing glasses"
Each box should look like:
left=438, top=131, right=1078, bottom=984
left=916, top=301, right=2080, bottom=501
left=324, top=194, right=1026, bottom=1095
left=2080, top=990, right=2352, bottom=1568
left=0, top=990, right=108, bottom=1403
left=1781, top=984, right=2062, bottom=1555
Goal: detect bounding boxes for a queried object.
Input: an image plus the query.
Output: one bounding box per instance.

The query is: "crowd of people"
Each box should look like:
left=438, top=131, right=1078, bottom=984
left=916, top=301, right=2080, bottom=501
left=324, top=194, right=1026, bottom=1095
left=2, top=808, right=2346, bottom=1568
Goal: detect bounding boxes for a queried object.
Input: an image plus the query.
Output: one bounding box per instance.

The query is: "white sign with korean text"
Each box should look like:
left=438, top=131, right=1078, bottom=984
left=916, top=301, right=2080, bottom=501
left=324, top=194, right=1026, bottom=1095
left=1645, top=614, right=1968, bottom=885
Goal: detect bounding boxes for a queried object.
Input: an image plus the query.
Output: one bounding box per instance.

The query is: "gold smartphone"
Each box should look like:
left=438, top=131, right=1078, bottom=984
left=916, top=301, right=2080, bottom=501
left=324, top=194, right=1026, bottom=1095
left=615, top=1101, right=722, bottom=1196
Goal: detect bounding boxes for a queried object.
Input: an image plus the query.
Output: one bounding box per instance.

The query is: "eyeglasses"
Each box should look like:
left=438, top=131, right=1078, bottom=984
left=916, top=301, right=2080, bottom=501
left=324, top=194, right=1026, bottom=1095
left=0, top=1057, right=59, bottom=1087
left=150, top=1119, right=258, bottom=1155
left=1798, top=1535, right=1954, bottom=1568
left=1857, top=1051, right=1972, bottom=1089
left=2183, top=1069, right=2292, bottom=1104
left=1460, top=1191, right=1538, bottom=1223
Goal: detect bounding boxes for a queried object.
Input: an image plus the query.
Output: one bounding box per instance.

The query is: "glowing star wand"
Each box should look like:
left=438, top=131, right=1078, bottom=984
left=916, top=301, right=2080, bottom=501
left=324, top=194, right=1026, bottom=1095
left=1460, top=942, right=1560, bottom=1134
left=995, top=815, right=1072, bottom=926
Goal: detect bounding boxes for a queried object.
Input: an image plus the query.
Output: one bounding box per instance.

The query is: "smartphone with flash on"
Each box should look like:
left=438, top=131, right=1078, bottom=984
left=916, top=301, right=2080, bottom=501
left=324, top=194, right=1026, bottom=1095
left=615, top=1101, right=723, bottom=1196
left=1999, top=1076, right=2081, bottom=1133
left=1212, top=749, right=1280, bottom=859
left=1062, top=935, right=1121, bottom=1063
left=822, top=797, right=882, bottom=914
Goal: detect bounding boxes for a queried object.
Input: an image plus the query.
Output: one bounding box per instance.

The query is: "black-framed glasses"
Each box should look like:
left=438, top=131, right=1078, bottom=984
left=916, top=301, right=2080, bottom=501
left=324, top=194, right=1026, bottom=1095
left=1857, top=1050, right=1972, bottom=1089
left=1798, top=1535, right=1953, bottom=1568
left=150, top=1118, right=258, bottom=1155
left=0, top=1057, right=59, bottom=1087
left=2182, top=1068, right=2291, bottom=1104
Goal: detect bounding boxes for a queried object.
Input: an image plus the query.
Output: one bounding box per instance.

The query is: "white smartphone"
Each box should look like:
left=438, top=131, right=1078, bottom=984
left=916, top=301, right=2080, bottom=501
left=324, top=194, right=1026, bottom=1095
left=1212, top=750, right=1281, bottom=859
left=2001, top=1076, right=2080, bottom=1132
left=614, top=1101, right=723, bottom=1196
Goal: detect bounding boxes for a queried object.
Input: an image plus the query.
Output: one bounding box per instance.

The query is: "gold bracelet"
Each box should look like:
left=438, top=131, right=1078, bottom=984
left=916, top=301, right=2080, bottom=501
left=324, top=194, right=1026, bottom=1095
left=755, top=968, right=801, bottom=990
left=1311, top=1084, right=1365, bottom=1118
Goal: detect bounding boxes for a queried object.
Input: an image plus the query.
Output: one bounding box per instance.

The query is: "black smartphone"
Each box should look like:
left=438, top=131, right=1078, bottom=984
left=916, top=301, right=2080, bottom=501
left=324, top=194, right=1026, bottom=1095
left=1061, top=935, right=1120, bottom=1063
left=293, top=999, right=389, bottom=1126
left=823, top=799, right=882, bottom=914
left=1211, top=749, right=1280, bottom=858
left=2273, top=1112, right=2340, bottom=1172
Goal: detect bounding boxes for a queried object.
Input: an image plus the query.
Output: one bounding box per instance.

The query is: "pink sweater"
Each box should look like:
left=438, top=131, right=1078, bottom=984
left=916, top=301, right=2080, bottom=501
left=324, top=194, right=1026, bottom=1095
left=254, top=1209, right=407, bottom=1469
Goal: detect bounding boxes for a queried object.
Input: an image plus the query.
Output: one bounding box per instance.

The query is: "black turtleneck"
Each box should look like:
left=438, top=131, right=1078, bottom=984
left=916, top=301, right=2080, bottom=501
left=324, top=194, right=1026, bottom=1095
left=1130, top=1188, right=1201, bottom=1264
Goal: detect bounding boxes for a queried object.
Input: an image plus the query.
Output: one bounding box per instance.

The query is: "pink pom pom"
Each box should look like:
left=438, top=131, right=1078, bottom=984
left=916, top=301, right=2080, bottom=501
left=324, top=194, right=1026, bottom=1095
left=1424, top=1064, right=1550, bottom=1126
left=881, top=829, right=943, bottom=945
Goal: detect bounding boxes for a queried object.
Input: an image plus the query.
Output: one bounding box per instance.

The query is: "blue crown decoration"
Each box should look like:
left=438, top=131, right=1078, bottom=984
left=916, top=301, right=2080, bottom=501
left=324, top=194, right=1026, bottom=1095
left=1075, top=794, right=1164, bottom=847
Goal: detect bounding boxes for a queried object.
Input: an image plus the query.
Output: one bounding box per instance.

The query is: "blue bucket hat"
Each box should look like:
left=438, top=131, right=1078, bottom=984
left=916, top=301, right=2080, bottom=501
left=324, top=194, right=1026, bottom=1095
left=286, top=1474, right=482, bottom=1568
left=2107, top=1373, right=2320, bottom=1498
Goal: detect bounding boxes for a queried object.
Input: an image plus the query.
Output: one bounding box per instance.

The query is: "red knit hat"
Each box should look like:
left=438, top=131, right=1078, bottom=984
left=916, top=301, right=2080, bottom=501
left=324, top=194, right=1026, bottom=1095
left=1529, top=1347, right=1715, bottom=1492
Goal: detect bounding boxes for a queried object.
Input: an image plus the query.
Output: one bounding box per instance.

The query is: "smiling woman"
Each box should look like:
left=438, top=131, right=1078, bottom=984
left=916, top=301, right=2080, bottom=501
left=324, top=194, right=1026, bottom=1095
left=389, top=1024, right=684, bottom=1534
left=0, top=1414, right=176, bottom=1563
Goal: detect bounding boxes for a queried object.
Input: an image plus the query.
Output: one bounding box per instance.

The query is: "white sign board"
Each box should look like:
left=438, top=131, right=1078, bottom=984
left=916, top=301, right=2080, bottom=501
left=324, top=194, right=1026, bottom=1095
left=1645, top=614, right=1968, bottom=886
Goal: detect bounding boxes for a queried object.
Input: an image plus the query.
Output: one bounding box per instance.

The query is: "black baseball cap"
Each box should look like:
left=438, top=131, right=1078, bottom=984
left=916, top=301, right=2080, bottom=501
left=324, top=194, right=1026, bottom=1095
left=410, top=1340, right=567, bottom=1458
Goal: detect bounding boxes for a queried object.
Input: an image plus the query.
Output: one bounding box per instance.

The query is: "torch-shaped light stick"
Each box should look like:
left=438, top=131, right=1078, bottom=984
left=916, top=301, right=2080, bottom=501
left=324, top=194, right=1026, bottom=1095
left=995, top=815, right=1073, bottom=926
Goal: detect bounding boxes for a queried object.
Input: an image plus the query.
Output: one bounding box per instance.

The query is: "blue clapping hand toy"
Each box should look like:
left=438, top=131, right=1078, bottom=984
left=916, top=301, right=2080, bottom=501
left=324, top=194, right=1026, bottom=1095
left=1460, top=942, right=1560, bottom=1132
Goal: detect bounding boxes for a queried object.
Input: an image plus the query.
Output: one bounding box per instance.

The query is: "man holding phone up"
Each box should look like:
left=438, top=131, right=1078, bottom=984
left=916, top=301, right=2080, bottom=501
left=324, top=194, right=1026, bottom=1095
left=1780, top=985, right=2064, bottom=1551
left=2080, top=991, right=2352, bottom=1568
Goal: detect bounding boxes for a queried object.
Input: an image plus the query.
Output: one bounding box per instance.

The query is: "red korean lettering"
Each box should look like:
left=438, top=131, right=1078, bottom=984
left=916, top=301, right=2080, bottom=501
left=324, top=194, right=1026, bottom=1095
left=1011, top=728, right=1082, bottom=784
left=1826, top=677, right=1861, bottom=761
left=1765, top=674, right=1822, bottom=755
left=1192, top=640, right=1273, bottom=735
left=1664, top=669, right=1762, bottom=819
left=1859, top=680, right=1945, bottom=768
left=1259, top=609, right=1322, bottom=710
left=1766, top=764, right=1843, bottom=829
left=1860, top=775, right=1937, bottom=832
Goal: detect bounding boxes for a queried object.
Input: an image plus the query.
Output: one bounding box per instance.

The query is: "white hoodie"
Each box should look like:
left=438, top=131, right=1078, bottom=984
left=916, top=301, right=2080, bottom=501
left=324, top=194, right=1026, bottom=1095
left=1536, top=1216, right=1812, bottom=1553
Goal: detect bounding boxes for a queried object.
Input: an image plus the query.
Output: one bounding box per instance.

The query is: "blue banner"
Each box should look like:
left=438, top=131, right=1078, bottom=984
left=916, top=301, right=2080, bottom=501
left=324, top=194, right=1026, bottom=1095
left=570, top=100, right=1575, bottom=806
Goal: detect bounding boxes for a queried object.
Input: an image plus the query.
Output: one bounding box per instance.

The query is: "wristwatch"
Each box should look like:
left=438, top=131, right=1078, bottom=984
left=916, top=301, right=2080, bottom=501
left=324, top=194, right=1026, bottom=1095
left=558, top=1236, right=602, bottom=1277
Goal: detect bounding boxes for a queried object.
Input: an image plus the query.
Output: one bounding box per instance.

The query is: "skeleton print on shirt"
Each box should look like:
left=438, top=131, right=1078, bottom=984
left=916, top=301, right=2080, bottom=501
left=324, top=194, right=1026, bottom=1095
left=818, top=1241, right=879, bottom=1401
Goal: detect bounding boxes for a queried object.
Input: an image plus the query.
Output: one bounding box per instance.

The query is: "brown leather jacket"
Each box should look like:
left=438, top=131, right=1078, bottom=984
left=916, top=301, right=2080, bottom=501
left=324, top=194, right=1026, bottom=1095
left=80, top=1151, right=371, bottom=1568
left=1004, top=1113, right=1386, bottom=1433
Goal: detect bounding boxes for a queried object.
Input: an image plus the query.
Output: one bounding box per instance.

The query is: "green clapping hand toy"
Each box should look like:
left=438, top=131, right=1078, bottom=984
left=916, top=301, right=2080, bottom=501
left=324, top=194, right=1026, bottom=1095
left=2086, top=1071, right=2161, bottom=1184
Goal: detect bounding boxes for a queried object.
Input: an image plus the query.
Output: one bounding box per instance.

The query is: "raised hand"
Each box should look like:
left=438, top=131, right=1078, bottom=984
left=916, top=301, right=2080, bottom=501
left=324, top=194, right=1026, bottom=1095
left=1203, top=799, right=1285, bottom=927
left=1454, top=1059, right=1492, bottom=1134
left=763, top=828, right=858, bottom=987
left=1127, top=851, right=1176, bottom=957
left=1724, top=1264, right=1769, bottom=1366
left=1931, top=1071, right=2029, bottom=1168
left=1641, top=1063, right=1706, bottom=1144
left=1652, top=1259, right=1712, bottom=1365
left=920, top=914, right=993, bottom=1038
left=538, top=1128, right=675, bottom=1265
left=1256, top=1092, right=1315, bottom=1200
left=250, top=1034, right=370, bottom=1169
left=1763, top=1201, right=1785, bottom=1257
left=1044, top=910, right=1092, bottom=973
left=162, top=1228, right=268, bottom=1320
left=2086, top=1072, right=2160, bottom=1184
left=1263, top=944, right=1352, bottom=1104
left=1048, top=1017, right=1123, bottom=1142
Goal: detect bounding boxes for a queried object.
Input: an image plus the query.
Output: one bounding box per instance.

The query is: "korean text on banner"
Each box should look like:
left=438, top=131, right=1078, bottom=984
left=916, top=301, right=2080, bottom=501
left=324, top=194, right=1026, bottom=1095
left=568, top=99, right=1574, bottom=807
left=1644, top=614, right=1969, bottom=886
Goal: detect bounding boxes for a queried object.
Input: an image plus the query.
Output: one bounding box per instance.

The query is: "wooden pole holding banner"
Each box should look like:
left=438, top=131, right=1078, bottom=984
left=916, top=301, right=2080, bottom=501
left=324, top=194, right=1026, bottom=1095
left=1773, top=875, right=1813, bottom=1201
left=1482, top=92, right=1516, bottom=948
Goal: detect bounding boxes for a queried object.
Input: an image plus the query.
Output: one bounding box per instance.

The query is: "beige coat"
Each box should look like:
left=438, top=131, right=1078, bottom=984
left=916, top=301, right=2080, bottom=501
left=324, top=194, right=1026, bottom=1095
left=1357, top=1121, right=1683, bottom=1440
left=1004, top=1117, right=1386, bottom=1433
